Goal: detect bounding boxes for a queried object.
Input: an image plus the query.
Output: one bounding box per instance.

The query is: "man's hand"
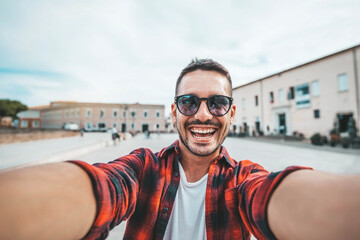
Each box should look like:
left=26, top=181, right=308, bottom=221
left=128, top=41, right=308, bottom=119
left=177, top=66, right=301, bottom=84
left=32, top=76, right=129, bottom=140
left=268, top=170, right=360, bottom=239
left=0, top=162, right=96, bottom=240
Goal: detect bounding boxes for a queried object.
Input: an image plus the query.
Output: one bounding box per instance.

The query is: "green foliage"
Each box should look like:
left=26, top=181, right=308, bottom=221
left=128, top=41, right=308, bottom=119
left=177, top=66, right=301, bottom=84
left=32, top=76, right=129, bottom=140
left=310, top=133, right=323, bottom=145
left=0, top=99, right=28, bottom=119
left=347, top=117, right=358, bottom=138
left=340, top=137, right=351, bottom=148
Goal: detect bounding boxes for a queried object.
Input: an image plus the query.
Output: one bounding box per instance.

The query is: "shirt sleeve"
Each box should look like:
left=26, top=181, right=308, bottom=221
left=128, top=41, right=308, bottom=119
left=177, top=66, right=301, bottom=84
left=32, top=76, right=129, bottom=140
left=68, top=148, right=147, bottom=240
left=236, top=161, right=312, bottom=240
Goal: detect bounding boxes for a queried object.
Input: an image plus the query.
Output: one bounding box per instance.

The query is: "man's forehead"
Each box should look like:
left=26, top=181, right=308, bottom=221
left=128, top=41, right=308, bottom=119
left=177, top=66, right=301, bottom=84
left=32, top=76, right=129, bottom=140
left=177, top=70, right=230, bottom=95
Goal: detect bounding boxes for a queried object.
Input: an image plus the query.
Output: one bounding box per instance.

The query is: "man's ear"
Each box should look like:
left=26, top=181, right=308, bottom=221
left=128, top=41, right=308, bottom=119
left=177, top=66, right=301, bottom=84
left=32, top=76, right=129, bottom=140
left=230, top=104, right=236, bottom=124
left=171, top=103, right=177, bottom=124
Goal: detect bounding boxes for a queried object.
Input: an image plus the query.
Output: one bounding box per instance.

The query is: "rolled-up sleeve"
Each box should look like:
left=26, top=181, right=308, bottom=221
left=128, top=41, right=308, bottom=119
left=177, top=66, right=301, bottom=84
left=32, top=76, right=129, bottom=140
left=68, top=148, right=147, bottom=239
left=237, top=162, right=312, bottom=240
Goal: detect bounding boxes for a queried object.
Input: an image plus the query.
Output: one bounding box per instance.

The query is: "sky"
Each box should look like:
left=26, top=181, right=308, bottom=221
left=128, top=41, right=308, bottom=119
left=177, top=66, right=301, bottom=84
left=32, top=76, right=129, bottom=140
left=0, top=0, right=359, bottom=116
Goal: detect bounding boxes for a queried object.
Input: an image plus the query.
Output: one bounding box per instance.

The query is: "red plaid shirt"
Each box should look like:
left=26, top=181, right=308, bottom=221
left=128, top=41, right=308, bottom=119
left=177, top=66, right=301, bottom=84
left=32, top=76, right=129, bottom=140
left=70, top=140, right=309, bottom=240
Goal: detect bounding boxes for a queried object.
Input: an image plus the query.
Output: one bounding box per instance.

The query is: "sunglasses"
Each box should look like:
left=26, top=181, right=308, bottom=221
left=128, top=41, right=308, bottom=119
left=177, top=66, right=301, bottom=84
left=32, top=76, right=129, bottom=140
left=174, top=94, right=233, bottom=116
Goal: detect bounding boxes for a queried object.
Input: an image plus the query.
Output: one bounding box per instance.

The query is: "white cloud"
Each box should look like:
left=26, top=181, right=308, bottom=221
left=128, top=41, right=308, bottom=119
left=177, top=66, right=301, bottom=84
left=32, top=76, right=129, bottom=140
left=0, top=0, right=359, bottom=115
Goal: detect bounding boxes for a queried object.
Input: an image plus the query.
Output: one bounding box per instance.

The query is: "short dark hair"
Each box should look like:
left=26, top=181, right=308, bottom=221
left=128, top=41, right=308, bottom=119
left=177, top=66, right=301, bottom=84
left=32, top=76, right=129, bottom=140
left=175, top=58, right=233, bottom=96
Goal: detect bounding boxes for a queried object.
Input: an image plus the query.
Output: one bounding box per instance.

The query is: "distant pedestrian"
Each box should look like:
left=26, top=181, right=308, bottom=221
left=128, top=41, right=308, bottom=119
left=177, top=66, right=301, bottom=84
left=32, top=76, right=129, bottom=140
left=111, top=127, right=120, bottom=145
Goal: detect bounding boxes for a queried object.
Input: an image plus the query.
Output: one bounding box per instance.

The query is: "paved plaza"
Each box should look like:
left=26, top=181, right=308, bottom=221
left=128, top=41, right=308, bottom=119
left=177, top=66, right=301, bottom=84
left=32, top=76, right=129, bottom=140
left=1, top=133, right=360, bottom=239
left=77, top=133, right=360, bottom=174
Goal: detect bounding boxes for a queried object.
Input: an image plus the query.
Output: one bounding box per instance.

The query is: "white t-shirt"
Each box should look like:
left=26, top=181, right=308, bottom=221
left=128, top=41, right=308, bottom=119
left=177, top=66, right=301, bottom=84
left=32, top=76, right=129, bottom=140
left=163, top=162, right=208, bottom=240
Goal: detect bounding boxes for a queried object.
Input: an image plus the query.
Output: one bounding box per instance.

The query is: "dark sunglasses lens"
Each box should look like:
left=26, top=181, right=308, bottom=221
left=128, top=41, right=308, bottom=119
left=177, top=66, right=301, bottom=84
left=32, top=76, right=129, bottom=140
left=178, top=95, right=200, bottom=115
left=208, top=96, right=231, bottom=116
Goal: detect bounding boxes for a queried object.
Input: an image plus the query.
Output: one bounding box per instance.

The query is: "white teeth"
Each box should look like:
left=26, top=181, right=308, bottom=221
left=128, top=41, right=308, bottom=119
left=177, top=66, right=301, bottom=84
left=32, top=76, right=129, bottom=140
left=193, top=134, right=212, bottom=139
left=190, top=128, right=215, bottom=134
left=190, top=128, right=216, bottom=139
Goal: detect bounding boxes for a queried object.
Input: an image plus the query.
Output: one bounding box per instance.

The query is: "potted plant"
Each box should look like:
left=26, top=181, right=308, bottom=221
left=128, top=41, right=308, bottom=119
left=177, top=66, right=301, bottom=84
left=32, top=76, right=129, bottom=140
left=310, top=133, right=323, bottom=146
left=329, top=129, right=339, bottom=147
left=340, top=137, right=350, bottom=148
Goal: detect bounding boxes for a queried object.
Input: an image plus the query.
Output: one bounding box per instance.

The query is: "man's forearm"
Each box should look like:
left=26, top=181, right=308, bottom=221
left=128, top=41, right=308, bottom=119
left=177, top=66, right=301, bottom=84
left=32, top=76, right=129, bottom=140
left=0, top=162, right=96, bottom=240
left=268, top=170, right=360, bottom=240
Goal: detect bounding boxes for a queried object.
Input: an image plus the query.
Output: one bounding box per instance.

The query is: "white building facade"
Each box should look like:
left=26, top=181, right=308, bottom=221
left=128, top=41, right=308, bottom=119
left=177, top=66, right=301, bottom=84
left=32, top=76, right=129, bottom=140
left=232, top=44, right=360, bottom=138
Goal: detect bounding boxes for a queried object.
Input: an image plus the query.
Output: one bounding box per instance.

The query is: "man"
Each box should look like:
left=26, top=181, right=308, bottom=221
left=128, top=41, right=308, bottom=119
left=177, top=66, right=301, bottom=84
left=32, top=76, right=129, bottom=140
left=0, top=59, right=359, bottom=240
left=111, top=126, right=120, bottom=145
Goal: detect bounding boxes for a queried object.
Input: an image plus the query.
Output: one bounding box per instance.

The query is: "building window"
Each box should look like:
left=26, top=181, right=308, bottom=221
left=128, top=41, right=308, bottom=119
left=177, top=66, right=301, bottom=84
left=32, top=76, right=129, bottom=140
left=156, top=111, right=160, bottom=118
left=21, top=120, right=28, bottom=128
left=76, top=108, right=80, bottom=117
left=100, top=109, right=105, bottom=118
left=279, top=89, right=284, bottom=102
left=314, top=109, right=320, bottom=119
left=86, top=109, right=92, bottom=117
left=242, top=98, right=246, bottom=109
left=144, top=111, right=148, bottom=118
left=270, top=92, right=274, bottom=103
left=288, top=87, right=295, bottom=100
left=131, top=123, right=135, bottom=129
left=32, top=121, right=39, bottom=128
left=113, top=110, right=118, bottom=118
left=70, top=109, right=74, bottom=117
left=295, top=83, right=310, bottom=109
left=156, top=124, right=160, bottom=129
left=255, top=95, right=258, bottom=106
left=338, top=73, right=348, bottom=92
left=131, top=111, right=136, bottom=118
left=312, top=80, right=320, bottom=97
left=113, top=123, right=117, bottom=127
left=123, top=110, right=127, bottom=118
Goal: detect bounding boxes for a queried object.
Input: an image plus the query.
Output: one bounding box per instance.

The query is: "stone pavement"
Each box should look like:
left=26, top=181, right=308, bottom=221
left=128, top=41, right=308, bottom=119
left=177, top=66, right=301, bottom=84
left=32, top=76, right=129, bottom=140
left=0, top=132, right=113, bottom=170
left=78, top=133, right=360, bottom=174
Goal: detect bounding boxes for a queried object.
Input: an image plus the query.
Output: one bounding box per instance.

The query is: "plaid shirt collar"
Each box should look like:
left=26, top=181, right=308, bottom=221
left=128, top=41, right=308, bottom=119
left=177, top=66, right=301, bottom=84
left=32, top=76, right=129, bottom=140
left=159, top=139, right=236, bottom=168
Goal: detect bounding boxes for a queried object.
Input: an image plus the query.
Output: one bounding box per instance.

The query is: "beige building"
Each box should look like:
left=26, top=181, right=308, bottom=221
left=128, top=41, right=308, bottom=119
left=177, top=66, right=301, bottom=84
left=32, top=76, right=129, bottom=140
left=39, top=101, right=166, bottom=133
left=233, top=44, right=360, bottom=138
left=17, top=105, right=49, bottom=128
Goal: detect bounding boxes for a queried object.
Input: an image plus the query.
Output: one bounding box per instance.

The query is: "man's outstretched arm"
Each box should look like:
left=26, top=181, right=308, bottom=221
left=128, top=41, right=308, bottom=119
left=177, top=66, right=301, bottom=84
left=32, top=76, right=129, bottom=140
left=268, top=170, right=360, bottom=240
left=0, top=162, right=96, bottom=240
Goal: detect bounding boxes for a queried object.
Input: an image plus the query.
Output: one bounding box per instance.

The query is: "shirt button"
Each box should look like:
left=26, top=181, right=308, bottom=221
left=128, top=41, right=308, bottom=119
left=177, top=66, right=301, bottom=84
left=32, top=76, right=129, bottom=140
left=173, top=172, right=179, bottom=177
left=162, top=207, right=169, bottom=214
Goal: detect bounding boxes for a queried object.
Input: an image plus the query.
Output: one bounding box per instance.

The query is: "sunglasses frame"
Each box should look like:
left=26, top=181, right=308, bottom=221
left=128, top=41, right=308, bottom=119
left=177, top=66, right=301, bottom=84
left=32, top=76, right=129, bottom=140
left=174, top=94, right=233, bottom=116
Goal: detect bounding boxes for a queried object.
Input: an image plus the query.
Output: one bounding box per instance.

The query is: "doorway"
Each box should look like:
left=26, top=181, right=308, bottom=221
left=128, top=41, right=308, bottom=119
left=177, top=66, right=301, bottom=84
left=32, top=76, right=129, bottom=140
left=121, top=123, right=127, bottom=133
left=255, top=121, right=260, bottom=133
left=337, top=113, right=353, bottom=133
left=142, top=124, right=149, bottom=133
left=278, top=114, right=286, bottom=135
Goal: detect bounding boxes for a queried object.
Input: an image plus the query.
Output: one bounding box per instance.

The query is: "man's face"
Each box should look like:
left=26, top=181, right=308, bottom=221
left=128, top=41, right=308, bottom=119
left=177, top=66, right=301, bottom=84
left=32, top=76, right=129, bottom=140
left=171, top=70, right=236, bottom=157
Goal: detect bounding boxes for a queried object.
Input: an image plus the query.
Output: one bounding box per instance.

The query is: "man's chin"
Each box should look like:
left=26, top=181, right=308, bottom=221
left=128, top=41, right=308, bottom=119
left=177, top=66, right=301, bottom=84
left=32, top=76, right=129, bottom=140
left=189, top=148, right=218, bottom=157
left=185, top=141, right=219, bottom=157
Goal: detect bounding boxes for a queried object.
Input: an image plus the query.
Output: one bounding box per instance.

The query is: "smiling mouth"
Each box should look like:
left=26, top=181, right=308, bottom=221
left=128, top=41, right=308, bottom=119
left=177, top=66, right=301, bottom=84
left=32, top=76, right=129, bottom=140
left=189, top=127, right=216, bottom=139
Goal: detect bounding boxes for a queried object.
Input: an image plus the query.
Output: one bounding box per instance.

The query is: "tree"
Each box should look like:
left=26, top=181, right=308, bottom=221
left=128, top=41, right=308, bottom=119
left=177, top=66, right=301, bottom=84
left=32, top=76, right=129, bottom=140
left=0, top=99, right=28, bottom=119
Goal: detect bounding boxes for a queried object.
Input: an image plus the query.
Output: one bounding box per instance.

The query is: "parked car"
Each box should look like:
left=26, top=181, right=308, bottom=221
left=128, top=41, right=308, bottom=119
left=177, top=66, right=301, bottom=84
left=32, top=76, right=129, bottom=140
left=64, top=123, right=79, bottom=131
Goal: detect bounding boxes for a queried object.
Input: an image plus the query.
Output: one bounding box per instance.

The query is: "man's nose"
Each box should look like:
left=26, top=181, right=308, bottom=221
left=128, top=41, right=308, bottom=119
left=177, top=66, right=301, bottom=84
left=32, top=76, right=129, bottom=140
left=194, top=101, right=213, bottom=122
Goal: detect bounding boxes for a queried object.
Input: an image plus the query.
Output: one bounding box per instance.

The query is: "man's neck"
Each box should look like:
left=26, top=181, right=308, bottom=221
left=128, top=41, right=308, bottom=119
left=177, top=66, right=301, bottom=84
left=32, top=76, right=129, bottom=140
left=179, top=145, right=220, bottom=183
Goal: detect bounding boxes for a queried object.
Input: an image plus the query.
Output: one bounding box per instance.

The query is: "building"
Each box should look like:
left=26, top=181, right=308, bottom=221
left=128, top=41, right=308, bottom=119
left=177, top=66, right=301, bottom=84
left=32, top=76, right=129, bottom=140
left=232, top=44, right=360, bottom=138
left=17, top=105, right=49, bottom=128
left=0, top=116, right=13, bottom=127
left=39, top=101, right=166, bottom=133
